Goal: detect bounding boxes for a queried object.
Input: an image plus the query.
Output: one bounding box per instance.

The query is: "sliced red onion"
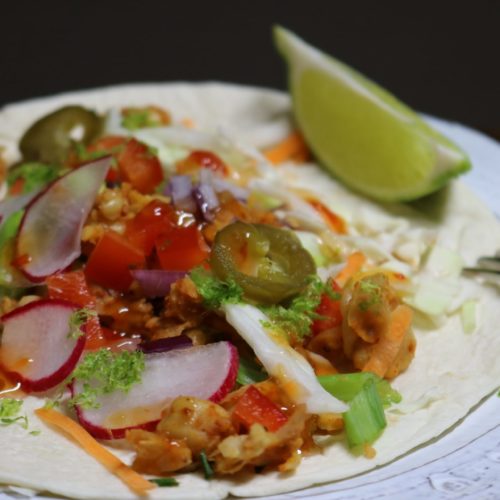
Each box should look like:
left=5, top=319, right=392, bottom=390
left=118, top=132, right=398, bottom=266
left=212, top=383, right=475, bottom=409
left=16, top=157, right=111, bottom=282
left=138, top=336, right=193, bottom=354
left=131, top=269, right=186, bottom=297
left=168, top=175, right=197, bottom=213
left=198, top=168, right=214, bottom=185
left=193, top=183, right=219, bottom=222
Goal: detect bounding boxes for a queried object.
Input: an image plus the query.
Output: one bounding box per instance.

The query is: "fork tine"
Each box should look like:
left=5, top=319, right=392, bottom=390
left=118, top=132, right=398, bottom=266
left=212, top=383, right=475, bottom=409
left=463, top=266, right=500, bottom=283
left=477, top=256, right=500, bottom=271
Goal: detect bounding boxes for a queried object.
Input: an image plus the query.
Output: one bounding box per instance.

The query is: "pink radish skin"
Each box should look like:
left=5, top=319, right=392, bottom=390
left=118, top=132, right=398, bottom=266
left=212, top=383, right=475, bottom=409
left=0, top=299, right=85, bottom=392
left=15, top=157, right=111, bottom=282
left=73, top=341, right=239, bottom=440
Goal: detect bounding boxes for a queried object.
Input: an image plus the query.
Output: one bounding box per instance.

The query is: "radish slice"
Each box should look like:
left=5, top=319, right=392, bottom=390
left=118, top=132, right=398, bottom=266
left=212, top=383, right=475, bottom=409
left=73, top=341, right=238, bottom=439
left=0, top=299, right=85, bottom=392
left=15, top=157, right=112, bottom=282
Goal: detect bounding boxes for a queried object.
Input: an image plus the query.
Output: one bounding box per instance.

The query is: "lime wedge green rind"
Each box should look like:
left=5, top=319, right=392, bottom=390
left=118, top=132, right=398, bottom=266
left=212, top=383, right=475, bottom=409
left=273, top=26, right=471, bottom=202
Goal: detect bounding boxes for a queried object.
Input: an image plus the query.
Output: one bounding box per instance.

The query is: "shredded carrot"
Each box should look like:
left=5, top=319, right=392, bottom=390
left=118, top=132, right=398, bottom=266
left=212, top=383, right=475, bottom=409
left=307, top=198, right=347, bottom=234
left=335, top=252, right=366, bottom=288
left=263, top=131, right=310, bottom=165
left=35, top=408, right=155, bottom=496
left=362, top=304, right=413, bottom=378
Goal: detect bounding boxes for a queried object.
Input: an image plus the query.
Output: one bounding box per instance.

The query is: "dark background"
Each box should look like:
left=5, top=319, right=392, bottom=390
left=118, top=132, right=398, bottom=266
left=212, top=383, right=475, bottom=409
left=1, top=1, right=499, bottom=134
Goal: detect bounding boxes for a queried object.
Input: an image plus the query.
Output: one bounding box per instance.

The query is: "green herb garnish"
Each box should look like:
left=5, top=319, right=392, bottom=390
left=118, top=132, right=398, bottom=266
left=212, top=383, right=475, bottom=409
left=68, top=308, right=97, bottom=340
left=262, top=275, right=326, bottom=340
left=237, top=357, right=268, bottom=386
left=7, top=162, right=60, bottom=194
left=0, top=210, right=23, bottom=250
left=0, top=398, right=28, bottom=429
left=199, top=450, right=214, bottom=480
left=357, top=279, right=382, bottom=311
left=150, top=477, right=179, bottom=487
left=190, top=267, right=243, bottom=309
left=69, top=350, right=145, bottom=409
left=121, top=108, right=164, bottom=131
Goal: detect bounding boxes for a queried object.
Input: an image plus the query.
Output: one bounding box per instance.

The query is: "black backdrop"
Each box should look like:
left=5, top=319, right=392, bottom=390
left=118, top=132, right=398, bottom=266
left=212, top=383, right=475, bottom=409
left=1, top=1, right=499, bottom=132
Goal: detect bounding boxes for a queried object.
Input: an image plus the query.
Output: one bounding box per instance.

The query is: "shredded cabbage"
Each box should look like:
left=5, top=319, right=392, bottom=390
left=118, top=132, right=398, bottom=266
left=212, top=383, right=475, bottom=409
left=223, top=303, right=348, bottom=414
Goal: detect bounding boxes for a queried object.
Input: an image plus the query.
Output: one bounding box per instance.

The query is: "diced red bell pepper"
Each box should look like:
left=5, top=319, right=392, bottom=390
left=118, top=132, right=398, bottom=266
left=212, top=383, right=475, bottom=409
left=311, top=280, right=343, bottom=335
left=176, top=150, right=229, bottom=176
left=125, top=200, right=176, bottom=256
left=85, top=231, right=145, bottom=291
left=155, top=223, right=209, bottom=271
left=46, top=270, right=103, bottom=347
left=117, top=138, right=164, bottom=194
left=232, top=386, right=288, bottom=432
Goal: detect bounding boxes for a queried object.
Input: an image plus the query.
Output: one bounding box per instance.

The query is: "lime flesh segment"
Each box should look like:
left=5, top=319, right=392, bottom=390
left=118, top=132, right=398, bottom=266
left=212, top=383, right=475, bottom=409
left=274, top=26, right=471, bottom=202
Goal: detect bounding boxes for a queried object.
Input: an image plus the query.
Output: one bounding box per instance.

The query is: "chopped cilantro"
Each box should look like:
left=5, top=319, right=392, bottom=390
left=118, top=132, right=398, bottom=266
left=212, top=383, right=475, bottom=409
left=0, top=398, right=28, bottom=429
left=199, top=450, right=214, bottom=480
left=262, top=275, right=326, bottom=340
left=72, top=142, right=120, bottom=169
left=190, top=267, right=243, bottom=309
left=150, top=477, right=179, bottom=487
left=68, top=308, right=97, bottom=340
left=7, top=162, right=60, bottom=194
left=358, top=279, right=382, bottom=311
left=69, top=350, right=145, bottom=409
left=29, top=430, right=41, bottom=436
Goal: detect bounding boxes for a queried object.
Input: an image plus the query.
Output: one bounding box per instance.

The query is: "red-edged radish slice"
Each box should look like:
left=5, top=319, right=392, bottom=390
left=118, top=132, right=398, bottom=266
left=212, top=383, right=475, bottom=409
left=15, top=157, right=111, bottom=282
left=73, top=341, right=238, bottom=439
left=0, top=299, right=85, bottom=392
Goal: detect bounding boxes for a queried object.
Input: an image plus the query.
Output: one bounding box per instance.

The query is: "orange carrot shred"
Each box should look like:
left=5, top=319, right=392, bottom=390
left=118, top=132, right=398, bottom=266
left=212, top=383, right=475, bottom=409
left=335, top=252, right=366, bottom=287
left=263, top=131, right=310, bottom=165
left=362, top=304, right=413, bottom=378
left=35, top=408, right=155, bottom=496
left=307, top=198, right=347, bottom=234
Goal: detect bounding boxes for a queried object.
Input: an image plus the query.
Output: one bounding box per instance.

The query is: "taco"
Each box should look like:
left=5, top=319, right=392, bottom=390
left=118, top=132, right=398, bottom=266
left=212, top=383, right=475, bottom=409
left=0, top=83, right=499, bottom=500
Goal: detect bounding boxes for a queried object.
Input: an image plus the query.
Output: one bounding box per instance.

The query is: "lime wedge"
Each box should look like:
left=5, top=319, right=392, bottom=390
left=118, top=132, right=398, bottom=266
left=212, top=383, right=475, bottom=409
left=274, top=26, right=471, bottom=202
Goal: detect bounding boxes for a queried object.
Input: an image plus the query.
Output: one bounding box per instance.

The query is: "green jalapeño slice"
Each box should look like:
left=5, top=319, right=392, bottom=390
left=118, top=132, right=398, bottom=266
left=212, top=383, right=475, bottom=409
left=20, top=105, right=102, bottom=164
left=211, top=222, right=315, bottom=305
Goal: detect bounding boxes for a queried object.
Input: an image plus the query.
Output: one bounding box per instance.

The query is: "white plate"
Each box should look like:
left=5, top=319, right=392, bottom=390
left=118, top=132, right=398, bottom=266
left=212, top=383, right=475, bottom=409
left=1, top=116, right=499, bottom=500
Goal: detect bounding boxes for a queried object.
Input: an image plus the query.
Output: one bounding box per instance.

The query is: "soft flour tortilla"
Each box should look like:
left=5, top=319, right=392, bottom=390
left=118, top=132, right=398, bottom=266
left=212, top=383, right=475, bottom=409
left=0, top=83, right=499, bottom=499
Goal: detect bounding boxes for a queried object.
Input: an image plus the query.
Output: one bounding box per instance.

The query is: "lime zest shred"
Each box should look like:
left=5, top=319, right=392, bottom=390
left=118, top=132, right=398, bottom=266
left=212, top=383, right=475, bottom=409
left=261, top=275, right=326, bottom=340
left=0, top=398, right=28, bottom=429
left=68, top=308, right=97, bottom=340
left=190, top=267, right=243, bottom=309
left=357, top=279, right=382, bottom=311
left=69, top=350, right=145, bottom=410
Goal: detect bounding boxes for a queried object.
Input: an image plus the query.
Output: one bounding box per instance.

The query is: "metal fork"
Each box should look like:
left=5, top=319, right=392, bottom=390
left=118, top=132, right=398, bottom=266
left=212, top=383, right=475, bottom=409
left=463, top=256, right=500, bottom=283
